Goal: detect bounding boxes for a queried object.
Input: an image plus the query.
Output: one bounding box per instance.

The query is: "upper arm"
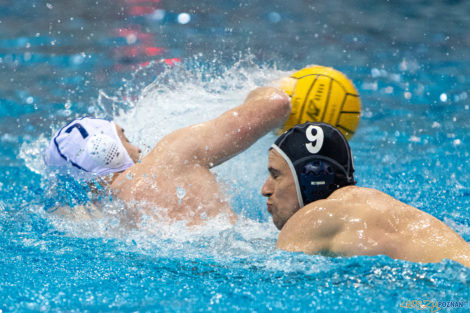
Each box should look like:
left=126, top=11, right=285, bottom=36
left=149, top=87, right=290, bottom=169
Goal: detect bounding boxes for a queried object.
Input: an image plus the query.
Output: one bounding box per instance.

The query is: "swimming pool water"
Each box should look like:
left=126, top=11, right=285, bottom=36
left=1, top=0, right=469, bottom=312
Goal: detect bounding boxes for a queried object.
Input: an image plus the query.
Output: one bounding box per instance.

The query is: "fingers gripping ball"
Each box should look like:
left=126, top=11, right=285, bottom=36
left=280, top=66, right=361, bottom=140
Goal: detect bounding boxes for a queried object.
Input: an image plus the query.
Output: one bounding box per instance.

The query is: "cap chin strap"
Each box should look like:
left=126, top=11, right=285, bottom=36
left=271, top=144, right=305, bottom=208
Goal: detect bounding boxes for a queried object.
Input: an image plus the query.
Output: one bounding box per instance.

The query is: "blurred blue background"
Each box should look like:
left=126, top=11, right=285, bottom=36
left=0, top=0, right=469, bottom=312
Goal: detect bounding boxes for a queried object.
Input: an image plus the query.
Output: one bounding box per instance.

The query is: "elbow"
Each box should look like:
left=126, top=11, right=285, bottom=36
left=251, top=86, right=291, bottom=118
left=276, top=89, right=292, bottom=118
left=270, top=87, right=291, bottom=121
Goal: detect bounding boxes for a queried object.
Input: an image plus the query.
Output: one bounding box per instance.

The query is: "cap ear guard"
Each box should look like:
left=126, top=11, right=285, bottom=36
left=86, top=133, right=129, bottom=169
left=297, top=157, right=355, bottom=205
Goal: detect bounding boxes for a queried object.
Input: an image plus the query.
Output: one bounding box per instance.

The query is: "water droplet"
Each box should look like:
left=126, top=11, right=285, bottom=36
left=177, top=13, right=191, bottom=24
left=268, top=12, right=281, bottom=23
left=150, top=9, right=166, bottom=21
left=126, top=34, right=137, bottom=45
left=176, top=186, right=186, bottom=204
left=71, top=54, right=84, bottom=65
left=409, top=136, right=420, bottom=143
left=440, top=93, right=448, bottom=102
left=46, top=3, right=53, bottom=9
left=64, top=100, right=72, bottom=109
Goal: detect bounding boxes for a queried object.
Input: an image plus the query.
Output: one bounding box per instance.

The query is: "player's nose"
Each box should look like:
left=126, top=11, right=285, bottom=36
left=261, top=177, right=273, bottom=197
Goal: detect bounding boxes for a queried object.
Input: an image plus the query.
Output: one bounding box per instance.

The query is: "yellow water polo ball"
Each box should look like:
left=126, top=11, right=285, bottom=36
left=279, top=65, right=361, bottom=140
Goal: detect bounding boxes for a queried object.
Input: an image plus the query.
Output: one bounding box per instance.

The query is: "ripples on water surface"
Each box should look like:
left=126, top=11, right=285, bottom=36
left=1, top=0, right=469, bottom=312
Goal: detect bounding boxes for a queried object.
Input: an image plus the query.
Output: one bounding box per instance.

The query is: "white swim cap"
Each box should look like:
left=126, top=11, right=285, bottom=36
left=44, top=117, right=134, bottom=180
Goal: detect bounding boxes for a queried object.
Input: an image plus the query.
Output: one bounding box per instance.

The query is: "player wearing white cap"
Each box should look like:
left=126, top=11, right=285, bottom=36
left=45, top=87, right=291, bottom=224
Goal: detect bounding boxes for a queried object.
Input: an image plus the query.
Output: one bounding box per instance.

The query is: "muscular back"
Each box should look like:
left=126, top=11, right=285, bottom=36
left=277, top=186, right=470, bottom=266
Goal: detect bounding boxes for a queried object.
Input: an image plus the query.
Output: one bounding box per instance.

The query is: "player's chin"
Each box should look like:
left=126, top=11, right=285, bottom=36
left=272, top=216, right=285, bottom=230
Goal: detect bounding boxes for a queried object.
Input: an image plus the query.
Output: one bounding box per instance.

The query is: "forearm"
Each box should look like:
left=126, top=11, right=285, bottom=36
left=236, top=86, right=292, bottom=136
left=152, top=87, right=291, bottom=169
left=203, top=87, right=291, bottom=166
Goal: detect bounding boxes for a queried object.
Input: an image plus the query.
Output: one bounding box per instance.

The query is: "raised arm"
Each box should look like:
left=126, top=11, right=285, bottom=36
left=150, top=87, right=291, bottom=169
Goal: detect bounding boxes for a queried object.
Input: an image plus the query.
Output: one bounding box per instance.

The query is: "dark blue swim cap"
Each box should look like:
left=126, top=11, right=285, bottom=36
left=271, top=122, right=355, bottom=207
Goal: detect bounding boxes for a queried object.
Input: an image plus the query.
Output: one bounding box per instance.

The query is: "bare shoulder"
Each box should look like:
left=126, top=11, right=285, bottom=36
left=328, top=186, right=411, bottom=211
left=277, top=185, right=470, bottom=266
left=329, top=185, right=393, bottom=201
left=277, top=197, right=346, bottom=253
left=277, top=186, right=410, bottom=254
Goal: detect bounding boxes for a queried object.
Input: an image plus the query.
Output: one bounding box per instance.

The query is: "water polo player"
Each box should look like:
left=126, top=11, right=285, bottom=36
left=44, top=86, right=292, bottom=224
left=262, top=122, right=470, bottom=267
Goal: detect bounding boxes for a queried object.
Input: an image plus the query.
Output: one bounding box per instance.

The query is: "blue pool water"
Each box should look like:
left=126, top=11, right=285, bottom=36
left=1, top=0, right=469, bottom=312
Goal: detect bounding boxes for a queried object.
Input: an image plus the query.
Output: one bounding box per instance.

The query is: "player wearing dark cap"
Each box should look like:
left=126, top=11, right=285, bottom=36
left=262, top=122, right=470, bottom=267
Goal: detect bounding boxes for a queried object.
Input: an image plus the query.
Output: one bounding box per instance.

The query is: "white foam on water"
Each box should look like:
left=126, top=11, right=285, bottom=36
left=19, top=134, right=49, bottom=176
left=46, top=201, right=281, bottom=261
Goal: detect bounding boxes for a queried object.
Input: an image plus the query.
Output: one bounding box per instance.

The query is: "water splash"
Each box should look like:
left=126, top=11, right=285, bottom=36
left=112, top=55, right=289, bottom=153
left=175, top=186, right=186, bottom=204
left=15, top=56, right=293, bottom=264
left=19, top=134, right=49, bottom=176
